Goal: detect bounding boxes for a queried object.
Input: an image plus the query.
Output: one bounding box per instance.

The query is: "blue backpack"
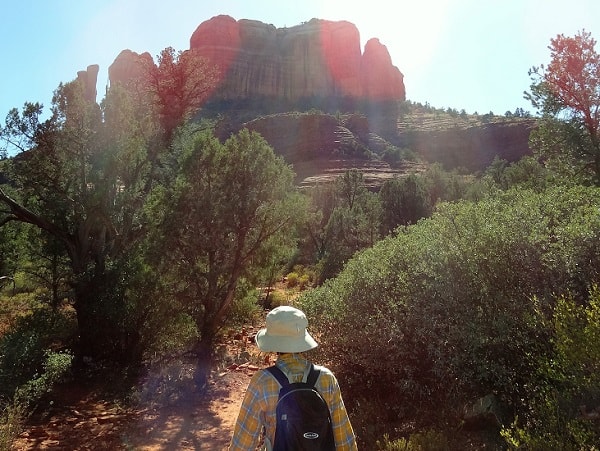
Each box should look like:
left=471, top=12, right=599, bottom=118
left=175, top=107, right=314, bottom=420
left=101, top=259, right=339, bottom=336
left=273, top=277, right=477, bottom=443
left=267, top=364, right=336, bottom=450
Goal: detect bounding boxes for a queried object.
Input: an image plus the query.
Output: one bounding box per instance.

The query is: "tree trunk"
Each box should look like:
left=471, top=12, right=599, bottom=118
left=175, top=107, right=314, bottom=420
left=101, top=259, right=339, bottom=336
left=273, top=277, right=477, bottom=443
left=73, top=279, right=99, bottom=363
left=192, top=336, right=216, bottom=392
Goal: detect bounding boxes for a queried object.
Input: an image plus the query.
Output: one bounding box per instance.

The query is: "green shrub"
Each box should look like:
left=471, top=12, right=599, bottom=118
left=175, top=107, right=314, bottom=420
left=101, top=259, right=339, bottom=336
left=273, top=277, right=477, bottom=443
left=266, top=290, right=289, bottom=308
left=143, top=312, right=198, bottom=360
left=226, top=281, right=262, bottom=327
left=376, top=430, right=451, bottom=450
left=0, top=400, right=26, bottom=451
left=501, top=286, right=600, bottom=449
left=298, top=274, right=311, bottom=289
left=14, top=350, right=73, bottom=407
left=0, top=350, right=72, bottom=449
left=301, top=185, right=600, bottom=436
left=0, top=308, right=75, bottom=399
left=286, top=272, right=299, bottom=288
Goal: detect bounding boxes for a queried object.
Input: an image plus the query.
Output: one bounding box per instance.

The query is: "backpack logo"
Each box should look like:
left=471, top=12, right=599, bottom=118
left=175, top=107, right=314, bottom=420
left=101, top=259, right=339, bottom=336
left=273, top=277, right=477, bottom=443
left=267, top=364, right=336, bottom=451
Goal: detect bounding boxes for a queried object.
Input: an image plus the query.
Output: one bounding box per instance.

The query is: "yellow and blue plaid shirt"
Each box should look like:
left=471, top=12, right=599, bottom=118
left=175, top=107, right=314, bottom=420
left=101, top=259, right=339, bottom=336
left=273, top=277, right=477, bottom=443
left=229, top=353, right=357, bottom=450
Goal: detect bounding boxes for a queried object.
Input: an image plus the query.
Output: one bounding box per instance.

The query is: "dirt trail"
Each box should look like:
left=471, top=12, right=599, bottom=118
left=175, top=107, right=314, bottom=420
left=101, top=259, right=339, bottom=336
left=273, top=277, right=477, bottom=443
left=12, top=341, right=265, bottom=450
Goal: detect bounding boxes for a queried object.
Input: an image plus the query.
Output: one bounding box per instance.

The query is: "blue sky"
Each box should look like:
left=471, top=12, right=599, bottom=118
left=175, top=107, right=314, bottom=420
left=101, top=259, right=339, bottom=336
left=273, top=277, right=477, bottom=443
left=1, top=0, right=600, bottom=120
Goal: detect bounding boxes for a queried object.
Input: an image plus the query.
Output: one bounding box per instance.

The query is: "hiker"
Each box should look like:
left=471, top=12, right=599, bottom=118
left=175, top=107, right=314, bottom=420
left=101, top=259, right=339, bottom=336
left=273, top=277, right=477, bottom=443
left=229, top=305, right=358, bottom=450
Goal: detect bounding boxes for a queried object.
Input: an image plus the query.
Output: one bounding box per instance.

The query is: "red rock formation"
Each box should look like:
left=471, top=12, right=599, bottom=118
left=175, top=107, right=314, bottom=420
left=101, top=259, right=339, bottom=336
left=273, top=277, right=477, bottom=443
left=76, top=64, right=100, bottom=103
left=320, top=20, right=363, bottom=97
left=189, top=15, right=241, bottom=85
left=188, top=16, right=405, bottom=102
left=107, top=16, right=405, bottom=106
left=361, top=38, right=405, bottom=100
left=108, top=49, right=153, bottom=87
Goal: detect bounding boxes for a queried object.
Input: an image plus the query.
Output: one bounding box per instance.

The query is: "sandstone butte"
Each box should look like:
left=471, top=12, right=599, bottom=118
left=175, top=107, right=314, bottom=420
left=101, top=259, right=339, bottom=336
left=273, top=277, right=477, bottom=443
left=107, top=15, right=406, bottom=104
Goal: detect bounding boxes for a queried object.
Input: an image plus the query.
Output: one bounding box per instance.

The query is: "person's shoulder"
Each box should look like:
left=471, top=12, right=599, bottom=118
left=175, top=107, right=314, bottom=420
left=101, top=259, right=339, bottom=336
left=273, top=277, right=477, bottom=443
left=313, top=363, right=337, bottom=381
left=248, top=367, right=278, bottom=386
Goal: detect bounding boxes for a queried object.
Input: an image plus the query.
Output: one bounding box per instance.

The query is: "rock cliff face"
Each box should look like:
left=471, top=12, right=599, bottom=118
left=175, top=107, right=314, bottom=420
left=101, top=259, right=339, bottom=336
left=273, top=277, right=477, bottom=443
left=76, top=64, right=100, bottom=103
left=406, top=120, right=536, bottom=171
left=189, top=15, right=405, bottom=102
left=236, top=112, right=425, bottom=188
left=108, top=50, right=153, bottom=87
left=98, top=15, right=534, bottom=186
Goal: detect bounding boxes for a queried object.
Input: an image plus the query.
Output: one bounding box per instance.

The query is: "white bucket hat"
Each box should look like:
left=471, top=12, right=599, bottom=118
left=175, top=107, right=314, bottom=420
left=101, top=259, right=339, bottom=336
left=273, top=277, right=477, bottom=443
left=255, top=306, right=318, bottom=353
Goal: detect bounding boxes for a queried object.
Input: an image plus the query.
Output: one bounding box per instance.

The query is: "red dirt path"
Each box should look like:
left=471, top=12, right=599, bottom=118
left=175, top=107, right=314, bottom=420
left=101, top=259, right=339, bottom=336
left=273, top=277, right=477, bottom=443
left=12, top=339, right=266, bottom=450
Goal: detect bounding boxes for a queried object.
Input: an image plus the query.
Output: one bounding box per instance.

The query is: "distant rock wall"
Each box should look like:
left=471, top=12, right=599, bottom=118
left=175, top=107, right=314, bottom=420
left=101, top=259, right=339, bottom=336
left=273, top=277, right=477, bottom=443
left=242, top=113, right=341, bottom=163
left=407, top=120, right=537, bottom=171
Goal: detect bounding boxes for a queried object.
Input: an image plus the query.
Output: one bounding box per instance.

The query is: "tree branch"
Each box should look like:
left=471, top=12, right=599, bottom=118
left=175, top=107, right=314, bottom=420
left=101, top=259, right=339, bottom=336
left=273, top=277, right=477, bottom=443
left=0, top=186, right=67, bottom=241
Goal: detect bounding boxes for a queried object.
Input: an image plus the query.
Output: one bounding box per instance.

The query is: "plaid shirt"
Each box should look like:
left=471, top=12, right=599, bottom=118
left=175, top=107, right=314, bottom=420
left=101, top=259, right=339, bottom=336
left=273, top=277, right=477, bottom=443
left=229, top=353, right=357, bottom=450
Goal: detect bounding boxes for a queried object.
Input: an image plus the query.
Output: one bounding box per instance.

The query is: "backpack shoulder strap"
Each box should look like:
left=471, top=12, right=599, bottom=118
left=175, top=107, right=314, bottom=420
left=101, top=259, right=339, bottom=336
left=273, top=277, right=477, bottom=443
left=306, top=363, right=320, bottom=387
left=266, top=365, right=290, bottom=387
left=267, top=363, right=320, bottom=387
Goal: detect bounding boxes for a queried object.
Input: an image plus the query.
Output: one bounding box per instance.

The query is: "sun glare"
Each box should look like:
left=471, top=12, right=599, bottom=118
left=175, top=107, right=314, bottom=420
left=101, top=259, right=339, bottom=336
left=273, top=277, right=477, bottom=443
left=316, top=0, right=452, bottom=76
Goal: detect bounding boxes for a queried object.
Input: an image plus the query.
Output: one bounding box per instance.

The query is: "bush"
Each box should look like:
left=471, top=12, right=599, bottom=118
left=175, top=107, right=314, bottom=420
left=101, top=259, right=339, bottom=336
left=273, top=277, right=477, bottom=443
left=0, top=308, right=75, bottom=399
left=14, top=350, right=73, bottom=407
left=226, top=280, right=262, bottom=328
left=0, top=350, right=72, bottom=449
left=376, top=430, right=451, bottom=450
left=286, top=272, right=299, bottom=288
left=301, top=185, right=600, bottom=442
left=0, top=401, right=26, bottom=451
left=501, top=286, right=600, bottom=449
left=266, top=290, right=289, bottom=308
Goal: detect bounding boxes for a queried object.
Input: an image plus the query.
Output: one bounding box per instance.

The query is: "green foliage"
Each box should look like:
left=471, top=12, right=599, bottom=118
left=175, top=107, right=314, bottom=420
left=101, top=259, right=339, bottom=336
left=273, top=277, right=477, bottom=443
left=145, top=127, right=304, bottom=354
left=265, top=290, right=290, bottom=309
left=301, top=185, right=600, bottom=428
left=286, top=272, right=300, bottom=288
left=0, top=400, right=26, bottom=451
left=318, top=170, right=382, bottom=281
left=0, top=48, right=221, bottom=364
left=376, top=430, right=451, bottom=451
left=379, top=174, right=432, bottom=233
left=381, top=145, right=415, bottom=166
left=225, top=278, right=262, bottom=328
left=0, top=308, right=75, bottom=399
left=420, top=163, right=471, bottom=204
left=501, top=286, right=600, bottom=449
left=285, top=271, right=312, bottom=290
left=145, top=312, right=198, bottom=360
left=0, top=350, right=72, bottom=450
left=0, top=220, right=21, bottom=279
left=0, top=308, right=73, bottom=448
left=14, top=350, right=73, bottom=407
left=527, top=30, right=600, bottom=185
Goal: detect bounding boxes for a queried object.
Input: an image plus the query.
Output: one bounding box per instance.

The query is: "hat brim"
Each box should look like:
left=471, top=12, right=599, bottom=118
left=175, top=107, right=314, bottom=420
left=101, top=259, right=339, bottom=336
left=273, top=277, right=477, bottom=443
left=255, top=328, right=318, bottom=353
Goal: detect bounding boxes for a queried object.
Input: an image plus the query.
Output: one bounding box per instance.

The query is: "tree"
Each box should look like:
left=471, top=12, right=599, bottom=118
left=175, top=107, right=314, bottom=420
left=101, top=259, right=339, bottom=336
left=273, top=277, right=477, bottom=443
left=299, top=183, right=337, bottom=264
left=144, top=47, right=218, bottom=141
left=19, top=226, right=71, bottom=310
left=527, top=30, right=600, bottom=185
left=379, top=174, right=432, bottom=234
left=319, top=170, right=382, bottom=281
left=0, top=80, right=154, bottom=360
left=146, top=128, right=305, bottom=387
left=0, top=46, right=217, bottom=361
